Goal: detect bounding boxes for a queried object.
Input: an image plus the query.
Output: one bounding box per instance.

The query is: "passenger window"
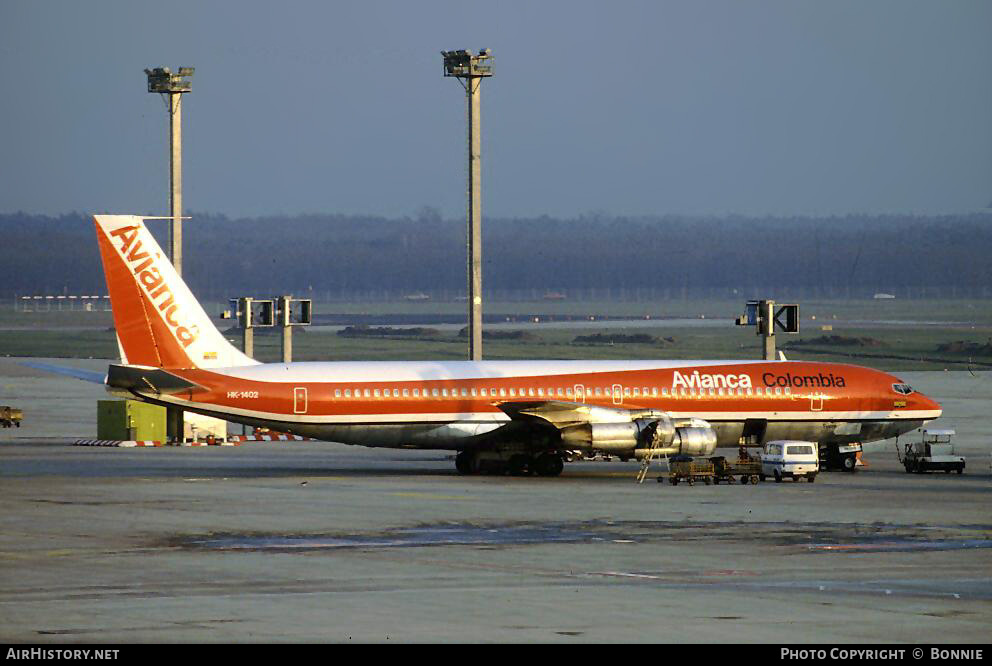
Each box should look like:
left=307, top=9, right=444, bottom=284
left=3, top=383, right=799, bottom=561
left=442, top=388, right=449, bottom=397
left=480, top=388, right=487, bottom=397
left=566, top=388, right=573, bottom=397
left=461, top=388, right=469, bottom=397
left=471, top=388, right=478, bottom=397
left=374, top=389, right=381, bottom=398
left=500, top=388, right=507, bottom=397
left=402, top=388, right=409, bottom=397
left=334, top=389, right=341, bottom=398
left=344, top=389, right=351, bottom=398
left=432, top=388, right=439, bottom=397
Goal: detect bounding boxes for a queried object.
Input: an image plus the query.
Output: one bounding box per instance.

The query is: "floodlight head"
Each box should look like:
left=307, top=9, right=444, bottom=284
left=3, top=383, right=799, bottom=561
left=441, top=48, right=493, bottom=78
left=145, top=65, right=194, bottom=93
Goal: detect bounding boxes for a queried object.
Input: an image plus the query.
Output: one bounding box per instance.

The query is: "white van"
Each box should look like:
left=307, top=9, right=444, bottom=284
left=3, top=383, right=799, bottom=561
left=760, top=440, right=819, bottom=483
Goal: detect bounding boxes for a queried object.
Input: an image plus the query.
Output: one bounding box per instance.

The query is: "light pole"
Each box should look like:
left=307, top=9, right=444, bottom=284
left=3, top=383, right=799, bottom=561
left=145, top=66, right=193, bottom=442
left=144, top=66, right=193, bottom=277
left=442, top=49, right=492, bottom=362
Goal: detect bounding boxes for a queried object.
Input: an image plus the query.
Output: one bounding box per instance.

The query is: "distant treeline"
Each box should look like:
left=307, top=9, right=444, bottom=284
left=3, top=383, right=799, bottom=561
left=2, top=211, right=991, bottom=299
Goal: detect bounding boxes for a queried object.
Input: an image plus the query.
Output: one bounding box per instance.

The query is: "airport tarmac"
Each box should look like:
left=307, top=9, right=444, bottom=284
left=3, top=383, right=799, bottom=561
left=0, top=358, right=989, bottom=643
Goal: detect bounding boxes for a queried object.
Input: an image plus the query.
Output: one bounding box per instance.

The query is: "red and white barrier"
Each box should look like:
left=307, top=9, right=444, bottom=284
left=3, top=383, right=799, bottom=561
left=74, top=439, right=240, bottom=447
left=74, top=440, right=163, bottom=447
left=229, top=434, right=311, bottom=442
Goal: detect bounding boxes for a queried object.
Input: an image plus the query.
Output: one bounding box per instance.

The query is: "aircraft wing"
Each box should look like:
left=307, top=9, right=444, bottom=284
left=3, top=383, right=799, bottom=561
left=496, top=400, right=664, bottom=427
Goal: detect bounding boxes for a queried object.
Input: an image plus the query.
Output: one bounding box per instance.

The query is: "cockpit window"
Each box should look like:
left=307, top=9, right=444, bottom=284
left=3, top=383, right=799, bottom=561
left=892, top=383, right=914, bottom=395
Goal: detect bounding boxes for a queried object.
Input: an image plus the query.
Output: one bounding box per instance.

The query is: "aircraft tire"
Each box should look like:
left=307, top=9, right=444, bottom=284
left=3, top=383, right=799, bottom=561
left=508, top=455, right=531, bottom=477
left=534, top=453, right=564, bottom=477
left=455, top=451, right=474, bottom=475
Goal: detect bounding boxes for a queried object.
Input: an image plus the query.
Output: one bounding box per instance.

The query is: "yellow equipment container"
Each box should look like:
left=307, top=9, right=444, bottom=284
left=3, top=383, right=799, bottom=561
left=97, top=400, right=166, bottom=441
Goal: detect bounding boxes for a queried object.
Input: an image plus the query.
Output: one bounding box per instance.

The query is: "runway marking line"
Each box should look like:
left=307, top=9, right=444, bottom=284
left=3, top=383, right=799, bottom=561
left=388, top=492, right=472, bottom=501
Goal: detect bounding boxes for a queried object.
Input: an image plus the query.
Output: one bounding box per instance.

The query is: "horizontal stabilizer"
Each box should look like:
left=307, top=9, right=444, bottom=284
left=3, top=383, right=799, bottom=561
left=18, top=361, right=106, bottom=384
left=107, top=364, right=204, bottom=395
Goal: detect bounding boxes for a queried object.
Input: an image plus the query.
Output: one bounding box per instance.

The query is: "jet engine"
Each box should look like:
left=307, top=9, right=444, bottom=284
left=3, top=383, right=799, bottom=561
left=560, top=415, right=717, bottom=457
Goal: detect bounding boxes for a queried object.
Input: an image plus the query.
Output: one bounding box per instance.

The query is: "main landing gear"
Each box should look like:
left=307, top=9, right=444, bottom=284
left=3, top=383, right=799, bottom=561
left=455, top=450, right=565, bottom=477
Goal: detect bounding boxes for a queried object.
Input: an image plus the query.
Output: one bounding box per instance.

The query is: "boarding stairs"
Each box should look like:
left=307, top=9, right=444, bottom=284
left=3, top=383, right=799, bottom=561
left=636, top=448, right=669, bottom=484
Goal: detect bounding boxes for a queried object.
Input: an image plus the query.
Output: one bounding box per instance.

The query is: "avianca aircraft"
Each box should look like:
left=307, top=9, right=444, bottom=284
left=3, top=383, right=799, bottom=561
left=94, top=214, right=941, bottom=476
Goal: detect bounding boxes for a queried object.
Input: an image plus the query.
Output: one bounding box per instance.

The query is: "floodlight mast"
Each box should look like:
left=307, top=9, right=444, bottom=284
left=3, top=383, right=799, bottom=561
left=144, top=66, right=193, bottom=444
left=442, top=49, right=492, bottom=362
left=144, top=66, right=194, bottom=277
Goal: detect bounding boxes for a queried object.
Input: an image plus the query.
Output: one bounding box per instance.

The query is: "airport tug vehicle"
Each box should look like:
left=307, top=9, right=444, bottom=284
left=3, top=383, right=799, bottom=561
left=819, top=442, right=862, bottom=472
left=897, top=428, right=965, bottom=474
left=0, top=406, right=22, bottom=428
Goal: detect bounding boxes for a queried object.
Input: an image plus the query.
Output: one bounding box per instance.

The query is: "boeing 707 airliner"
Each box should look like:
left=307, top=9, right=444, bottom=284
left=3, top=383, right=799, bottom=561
left=93, top=215, right=941, bottom=476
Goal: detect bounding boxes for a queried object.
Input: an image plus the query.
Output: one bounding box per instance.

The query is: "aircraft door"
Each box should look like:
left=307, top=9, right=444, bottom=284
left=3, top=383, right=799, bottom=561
left=740, top=418, right=767, bottom=447
left=294, top=387, right=308, bottom=414
left=811, top=393, right=824, bottom=411
left=573, top=384, right=586, bottom=403
left=612, top=384, right=623, bottom=405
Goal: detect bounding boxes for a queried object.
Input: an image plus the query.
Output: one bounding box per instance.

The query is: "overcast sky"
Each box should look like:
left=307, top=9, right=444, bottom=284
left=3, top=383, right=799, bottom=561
left=2, top=0, right=990, bottom=219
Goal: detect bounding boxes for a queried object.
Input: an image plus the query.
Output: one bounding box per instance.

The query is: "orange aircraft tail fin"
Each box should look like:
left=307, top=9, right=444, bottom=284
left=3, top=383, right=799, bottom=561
left=94, top=215, right=258, bottom=369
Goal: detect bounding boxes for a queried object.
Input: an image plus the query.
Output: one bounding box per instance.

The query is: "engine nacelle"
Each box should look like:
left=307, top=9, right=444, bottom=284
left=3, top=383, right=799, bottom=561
left=560, top=422, right=641, bottom=452
left=667, top=426, right=718, bottom=457
left=560, top=415, right=716, bottom=457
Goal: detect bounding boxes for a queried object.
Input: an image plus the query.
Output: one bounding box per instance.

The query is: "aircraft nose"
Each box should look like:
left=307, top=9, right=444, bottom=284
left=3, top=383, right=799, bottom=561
left=916, top=392, right=942, bottom=416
